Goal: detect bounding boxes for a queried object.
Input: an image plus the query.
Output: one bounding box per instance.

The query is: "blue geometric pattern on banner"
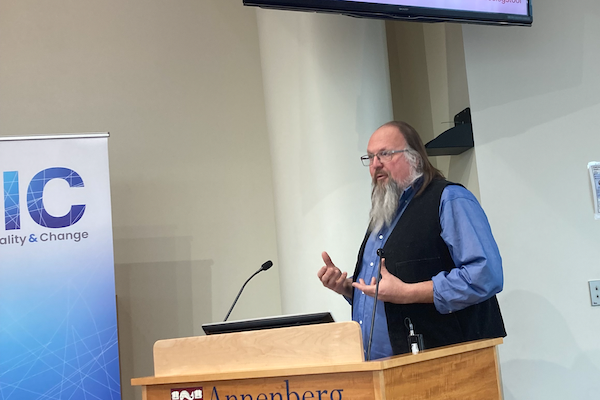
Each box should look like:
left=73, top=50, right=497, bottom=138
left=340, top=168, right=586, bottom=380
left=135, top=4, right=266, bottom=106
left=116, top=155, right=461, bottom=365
left=0, top=268, right=121, bottom=399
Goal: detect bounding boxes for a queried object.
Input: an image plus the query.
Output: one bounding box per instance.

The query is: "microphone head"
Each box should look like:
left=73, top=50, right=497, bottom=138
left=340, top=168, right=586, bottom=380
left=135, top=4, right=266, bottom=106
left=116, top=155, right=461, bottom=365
left=376, top=248, right=384, bottom=257
left=260, top=260, right=273, bottom=271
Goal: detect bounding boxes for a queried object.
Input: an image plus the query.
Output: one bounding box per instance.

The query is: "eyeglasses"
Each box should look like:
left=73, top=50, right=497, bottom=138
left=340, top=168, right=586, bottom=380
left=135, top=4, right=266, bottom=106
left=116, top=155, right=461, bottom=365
left=360, top=149, right=409, bottom=166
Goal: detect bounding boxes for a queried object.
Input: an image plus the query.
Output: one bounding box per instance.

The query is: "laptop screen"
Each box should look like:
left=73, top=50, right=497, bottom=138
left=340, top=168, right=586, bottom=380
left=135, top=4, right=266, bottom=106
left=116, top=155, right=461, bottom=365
left=202, top=312, right=334, bottom=335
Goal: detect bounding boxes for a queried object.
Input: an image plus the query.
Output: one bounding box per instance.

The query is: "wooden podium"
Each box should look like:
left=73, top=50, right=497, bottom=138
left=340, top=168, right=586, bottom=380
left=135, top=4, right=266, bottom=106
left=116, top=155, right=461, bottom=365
left=131, top=322, right=503, bottom=400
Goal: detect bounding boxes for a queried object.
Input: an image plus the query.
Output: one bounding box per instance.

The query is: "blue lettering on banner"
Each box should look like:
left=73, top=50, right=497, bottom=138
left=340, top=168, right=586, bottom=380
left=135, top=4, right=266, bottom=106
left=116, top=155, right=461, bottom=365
left=2, top=167, right=86, bottom=230
left=27, top=167, right=86, bottom=228
left=3, top=171, right=20, bottom=230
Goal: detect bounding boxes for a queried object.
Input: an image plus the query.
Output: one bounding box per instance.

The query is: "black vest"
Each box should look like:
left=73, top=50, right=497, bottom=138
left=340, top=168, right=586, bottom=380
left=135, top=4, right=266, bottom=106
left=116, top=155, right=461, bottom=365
left=353, top=179, right=506, bottom=355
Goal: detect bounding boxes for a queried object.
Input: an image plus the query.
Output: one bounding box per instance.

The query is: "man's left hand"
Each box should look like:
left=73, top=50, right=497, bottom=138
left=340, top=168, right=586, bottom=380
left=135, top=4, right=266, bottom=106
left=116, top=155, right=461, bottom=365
left=351, top=258, right=434, bottom=304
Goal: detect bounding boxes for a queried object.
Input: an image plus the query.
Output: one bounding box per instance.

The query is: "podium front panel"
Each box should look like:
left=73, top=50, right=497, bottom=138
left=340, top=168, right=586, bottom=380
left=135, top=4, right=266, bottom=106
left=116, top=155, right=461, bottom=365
left=142, top=371, right=380, bottom=400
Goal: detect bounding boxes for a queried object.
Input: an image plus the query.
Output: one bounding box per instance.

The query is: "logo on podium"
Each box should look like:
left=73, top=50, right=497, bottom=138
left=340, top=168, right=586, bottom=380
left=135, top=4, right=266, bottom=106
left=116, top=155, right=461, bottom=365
left=172, top=387, right=203, bottom=400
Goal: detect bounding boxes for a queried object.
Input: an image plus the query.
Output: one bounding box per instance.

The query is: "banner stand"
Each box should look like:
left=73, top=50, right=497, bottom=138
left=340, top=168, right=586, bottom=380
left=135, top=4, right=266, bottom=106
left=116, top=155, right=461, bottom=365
left=0, top=133, right=121, bottom=399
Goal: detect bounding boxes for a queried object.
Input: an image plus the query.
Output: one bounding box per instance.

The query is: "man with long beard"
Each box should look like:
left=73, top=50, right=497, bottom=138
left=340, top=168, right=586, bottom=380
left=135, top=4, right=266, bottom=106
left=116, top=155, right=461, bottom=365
left=317, top=121, right=505, bottom=359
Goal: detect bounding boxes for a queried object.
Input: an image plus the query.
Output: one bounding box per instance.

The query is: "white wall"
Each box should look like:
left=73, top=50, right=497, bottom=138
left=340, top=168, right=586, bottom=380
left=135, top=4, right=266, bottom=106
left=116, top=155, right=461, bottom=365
left=256, top=9, right=393, bottom=322
left=463, top=1, right=600, bottom=398
left=386, top=21, right=480, bottom=195
left=0, top=2, right=281, bottom=400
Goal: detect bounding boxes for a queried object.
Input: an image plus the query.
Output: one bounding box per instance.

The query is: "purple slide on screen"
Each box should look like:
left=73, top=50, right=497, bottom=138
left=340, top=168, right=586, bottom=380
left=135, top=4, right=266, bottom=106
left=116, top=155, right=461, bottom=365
left=341, top=0, right=528, bottom=16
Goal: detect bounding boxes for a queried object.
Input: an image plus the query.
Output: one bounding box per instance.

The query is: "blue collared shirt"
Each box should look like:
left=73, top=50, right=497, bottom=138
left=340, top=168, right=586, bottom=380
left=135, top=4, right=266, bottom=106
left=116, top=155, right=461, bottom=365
left=352, top=180, right=503, bottom=359
left=352, top=183, right=416, bottom=360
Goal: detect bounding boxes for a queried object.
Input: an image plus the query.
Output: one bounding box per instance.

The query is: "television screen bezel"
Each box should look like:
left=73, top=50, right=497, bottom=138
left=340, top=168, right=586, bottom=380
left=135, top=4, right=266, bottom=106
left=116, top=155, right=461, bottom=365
left=243, top=0, right=533, bottom=27
left=202, top=312, right=335, bottom=335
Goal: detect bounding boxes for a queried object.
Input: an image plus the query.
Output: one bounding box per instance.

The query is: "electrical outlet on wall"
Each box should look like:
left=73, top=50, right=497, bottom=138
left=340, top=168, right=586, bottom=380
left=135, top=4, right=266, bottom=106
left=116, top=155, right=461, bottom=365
left=589, top=280, right=600, bottom=306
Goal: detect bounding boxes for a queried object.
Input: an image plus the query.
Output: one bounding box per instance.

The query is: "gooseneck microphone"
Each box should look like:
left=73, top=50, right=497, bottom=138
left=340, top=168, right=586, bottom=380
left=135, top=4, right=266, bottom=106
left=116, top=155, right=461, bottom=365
left=223, top=260, right=273, bottom=322
left=366, top=248, right=384, bottom=361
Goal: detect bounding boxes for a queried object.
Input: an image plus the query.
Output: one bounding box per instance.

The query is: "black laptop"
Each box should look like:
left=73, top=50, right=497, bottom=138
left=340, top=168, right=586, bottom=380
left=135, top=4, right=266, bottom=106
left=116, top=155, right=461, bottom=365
left=201, top=312, right=334, bottom=335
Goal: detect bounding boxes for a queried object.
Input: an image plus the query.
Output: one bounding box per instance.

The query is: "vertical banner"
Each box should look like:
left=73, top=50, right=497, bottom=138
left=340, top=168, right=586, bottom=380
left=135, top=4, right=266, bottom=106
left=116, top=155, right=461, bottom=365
left=0, top=134, right=120, bottom=399
left=588, top=161, right=600, bottom=219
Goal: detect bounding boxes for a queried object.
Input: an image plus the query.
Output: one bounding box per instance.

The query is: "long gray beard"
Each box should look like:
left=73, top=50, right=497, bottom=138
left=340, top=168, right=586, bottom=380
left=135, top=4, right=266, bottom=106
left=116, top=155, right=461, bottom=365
left=369, top=178, right=403, bottom=233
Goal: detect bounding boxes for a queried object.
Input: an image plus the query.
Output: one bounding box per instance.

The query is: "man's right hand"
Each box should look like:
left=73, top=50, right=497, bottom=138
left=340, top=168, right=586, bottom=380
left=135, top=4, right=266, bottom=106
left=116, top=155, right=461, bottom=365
left=317, top=251, right=353, bottom=298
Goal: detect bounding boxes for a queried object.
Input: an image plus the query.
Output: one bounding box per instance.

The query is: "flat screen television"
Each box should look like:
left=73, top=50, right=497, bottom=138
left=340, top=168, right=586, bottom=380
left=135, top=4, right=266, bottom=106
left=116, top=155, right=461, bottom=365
left=202, top=312, right=335, bottom=335
left=243, top=0, right=533, bottom=26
